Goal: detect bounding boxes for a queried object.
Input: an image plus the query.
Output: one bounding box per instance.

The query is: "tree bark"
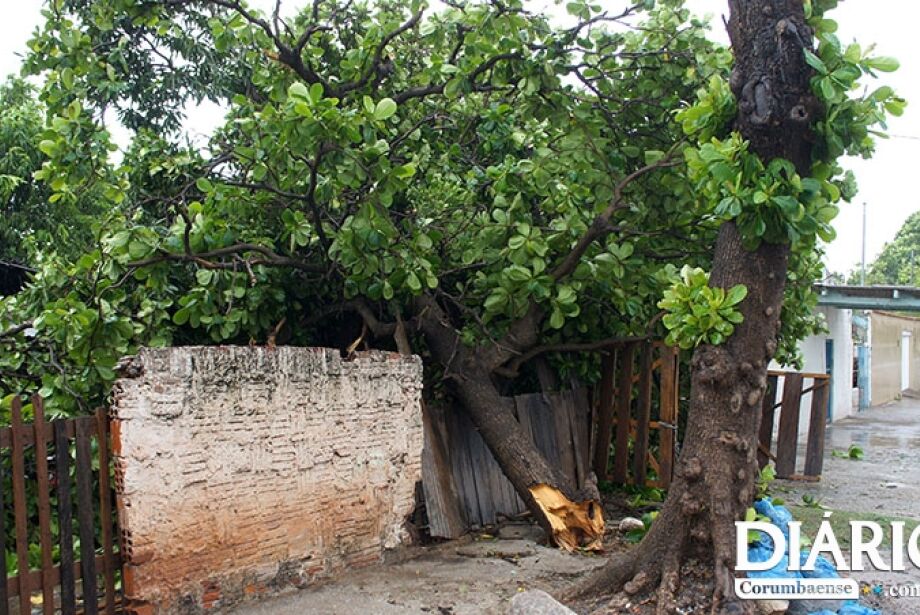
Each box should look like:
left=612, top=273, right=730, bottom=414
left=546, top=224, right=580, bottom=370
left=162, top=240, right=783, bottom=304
left=414, top=295, right=604, bottom=548
left=566, top=1, right=817, bottom=612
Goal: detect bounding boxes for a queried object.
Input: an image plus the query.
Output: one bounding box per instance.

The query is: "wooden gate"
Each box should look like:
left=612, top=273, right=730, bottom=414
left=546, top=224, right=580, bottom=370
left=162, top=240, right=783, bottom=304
left=1, top=395, right=121, bottom=614
left=592, top=341, right=680, bottom=489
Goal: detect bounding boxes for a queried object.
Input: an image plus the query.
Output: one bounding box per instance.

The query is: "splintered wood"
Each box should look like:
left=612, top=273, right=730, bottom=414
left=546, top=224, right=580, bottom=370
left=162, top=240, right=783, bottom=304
left=529, top=484, right=604, bottom=552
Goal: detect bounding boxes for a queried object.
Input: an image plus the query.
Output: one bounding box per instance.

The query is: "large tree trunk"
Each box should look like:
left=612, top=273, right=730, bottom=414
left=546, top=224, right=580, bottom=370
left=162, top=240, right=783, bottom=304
left=567, top=1, right=817, bottom=612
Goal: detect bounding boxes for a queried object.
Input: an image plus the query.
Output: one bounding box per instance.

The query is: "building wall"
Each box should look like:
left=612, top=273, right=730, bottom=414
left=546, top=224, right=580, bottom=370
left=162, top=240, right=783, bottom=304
left=869, top=311, right=920, bottom=405
left=770, top=306, right=854, bottom=437
left=111, top=346, right=424, bottom=614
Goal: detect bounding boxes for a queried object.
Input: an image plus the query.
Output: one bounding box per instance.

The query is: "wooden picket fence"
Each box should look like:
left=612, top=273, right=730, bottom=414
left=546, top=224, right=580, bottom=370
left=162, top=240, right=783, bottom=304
left=592, top=341, right=680, bottom=489
left=758, top=371, right=830, bottom=480
left=1, top=395, right=121, bottom=615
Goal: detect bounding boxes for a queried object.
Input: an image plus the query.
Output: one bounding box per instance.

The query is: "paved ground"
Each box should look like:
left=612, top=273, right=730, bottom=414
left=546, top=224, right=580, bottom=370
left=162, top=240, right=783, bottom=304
left=775, top=396, right=920, bottom=615
left=777, top=395, right=920, bottom=519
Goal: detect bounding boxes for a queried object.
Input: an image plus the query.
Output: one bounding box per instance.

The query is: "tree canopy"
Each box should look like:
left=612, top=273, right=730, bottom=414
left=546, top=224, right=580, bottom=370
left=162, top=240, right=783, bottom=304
left=0, top=0, right=900, bottom=418
left=864, top=210, right=920, bottom=285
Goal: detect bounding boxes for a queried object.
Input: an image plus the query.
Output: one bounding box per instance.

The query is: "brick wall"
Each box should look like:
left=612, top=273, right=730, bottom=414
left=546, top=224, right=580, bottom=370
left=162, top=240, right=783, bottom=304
left=111, top=346, right=424, bottom=614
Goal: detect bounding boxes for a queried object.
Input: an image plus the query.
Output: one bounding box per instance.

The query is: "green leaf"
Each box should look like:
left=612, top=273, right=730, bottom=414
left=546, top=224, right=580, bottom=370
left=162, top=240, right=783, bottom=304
left=866, top=56, right=900, bottom=72
left=803, top=50, right=827, bottom=74
left=196, top=177, right=214, bottom=193
left=644, top=150, right=665, bottom=165
left=374, top=98, right=398, bottom=120
left=723, top=284, right=748, bottom=307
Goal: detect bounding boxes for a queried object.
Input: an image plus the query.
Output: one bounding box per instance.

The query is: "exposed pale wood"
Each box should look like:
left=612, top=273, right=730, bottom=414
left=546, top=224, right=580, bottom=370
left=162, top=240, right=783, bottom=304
left=776, top=373, right=804, bottom=478
left=529, top=484, right=604, bottom=552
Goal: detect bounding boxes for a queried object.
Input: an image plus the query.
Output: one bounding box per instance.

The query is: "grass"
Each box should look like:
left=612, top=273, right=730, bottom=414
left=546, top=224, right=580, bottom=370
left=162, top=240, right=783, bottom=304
left=789, top=505, right=920, bottom=550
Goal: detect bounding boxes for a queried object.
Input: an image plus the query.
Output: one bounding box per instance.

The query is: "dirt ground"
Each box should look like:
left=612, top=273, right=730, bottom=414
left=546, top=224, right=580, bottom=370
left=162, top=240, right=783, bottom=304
left=230, top=398, right=920, bottom=615
left=227, top=531, right=607, bottom=615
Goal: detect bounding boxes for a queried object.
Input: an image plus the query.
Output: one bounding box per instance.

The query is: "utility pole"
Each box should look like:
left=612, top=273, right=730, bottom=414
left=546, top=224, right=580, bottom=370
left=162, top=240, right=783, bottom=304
left=861, top=201, right=867, bottom=285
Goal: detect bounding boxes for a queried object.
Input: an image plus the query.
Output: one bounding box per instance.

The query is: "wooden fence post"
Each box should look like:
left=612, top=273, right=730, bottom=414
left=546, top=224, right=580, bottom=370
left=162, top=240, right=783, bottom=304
left=775, top=373, right=803, bottom=478
left=611, top=343, right=636, bottom=484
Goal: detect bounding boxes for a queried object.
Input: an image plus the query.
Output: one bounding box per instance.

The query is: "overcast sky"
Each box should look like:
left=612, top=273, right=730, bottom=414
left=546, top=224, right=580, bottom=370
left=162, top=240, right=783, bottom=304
left=2, top=1, right=917, bottom=278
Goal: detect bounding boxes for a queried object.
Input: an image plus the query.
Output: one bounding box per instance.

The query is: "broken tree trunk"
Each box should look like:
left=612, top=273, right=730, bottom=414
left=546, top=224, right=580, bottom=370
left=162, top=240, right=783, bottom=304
left=415, top=295, right=605, bottom=550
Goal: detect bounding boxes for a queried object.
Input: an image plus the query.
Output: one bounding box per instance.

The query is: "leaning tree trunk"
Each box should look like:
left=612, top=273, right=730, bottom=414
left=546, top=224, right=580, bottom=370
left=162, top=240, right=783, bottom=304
left=414, top=295, right=604, bottom=549
left=569, top=1, right=817, bottom=612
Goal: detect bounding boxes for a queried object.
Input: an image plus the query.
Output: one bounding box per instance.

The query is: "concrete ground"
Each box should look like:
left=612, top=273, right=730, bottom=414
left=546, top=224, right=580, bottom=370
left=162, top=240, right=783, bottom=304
left=775, top=396, right=920, bottom=615
left=777, top=394, right=920, bottom=518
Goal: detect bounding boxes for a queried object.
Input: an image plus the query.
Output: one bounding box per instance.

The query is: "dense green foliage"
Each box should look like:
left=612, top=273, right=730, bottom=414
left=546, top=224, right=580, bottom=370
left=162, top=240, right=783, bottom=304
left=0, top=0, right=898, bottom=413
left=863, top=211, right=920, bottom=285
left=0, top=78, right=104, bottom=264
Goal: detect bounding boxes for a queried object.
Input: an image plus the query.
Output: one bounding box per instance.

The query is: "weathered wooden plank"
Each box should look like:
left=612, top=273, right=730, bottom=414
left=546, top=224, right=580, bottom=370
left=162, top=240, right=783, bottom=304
left=446, top=409, right=484, bottom=528
left=31, top=396, right=54, bottom=615
left=633, top=343, right=653, bottom=486
left=550, top=392, right=578, bottom=487
left=10, top=398, right=31, bottom=615
left=95, top=409, right=117, bottom=615
left=569, top=388, right=591, bottom=488
left=657, top=347, right=678, bottom=488
left=0, top=420, right=75, bottom=449
left=591, top=352, right=616, bottom=480
left=75, top=419, right=98, bottom=615
left=466, top=416, right=498, bottom=525
left=611, top=343, right=636, bottom=484
left=775, top=373, right=804, bottom=478
left=804, top=379, right=830, bottom=478
left=420, top=403, right=467, bottom=538
left=54, top=419, right=76, bottom=615
left=758, top=375, right=779, bottom=469
left=0, top=440, right=9, bottom=615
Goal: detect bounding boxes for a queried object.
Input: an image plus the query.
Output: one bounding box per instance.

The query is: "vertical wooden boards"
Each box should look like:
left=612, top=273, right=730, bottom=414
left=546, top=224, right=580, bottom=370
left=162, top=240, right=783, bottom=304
left=775, top=373, right=803, bottom=478
left=804, top=378, right=830, bottom=478
left=10, top=398, right=30, bottom=615
left=633, top=343, right=653, bottom=486
left=420, top=403, right=466, bottom=538
left=657, top=346, right=678, bottom=488
left=75, top=418, right=98, bottom=615
left=758, top=375, right=779, bottom=468
left=0, top=426, right=8, bottom=615
left=611, top=343, right=636, bottom=484
left=31, top=396, right=54, bottom=615
left=95, top=409, right=116, bottom=615
left=591, top=352, right=616, bottom=479
left=54, top=419, right=76, bottom=615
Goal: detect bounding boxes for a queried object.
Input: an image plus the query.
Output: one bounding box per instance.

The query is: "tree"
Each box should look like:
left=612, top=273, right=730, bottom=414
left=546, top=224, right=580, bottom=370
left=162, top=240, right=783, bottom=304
left=573, top=0, right=899, bottom=610
left=863, top=210, right=920, bottom=285
left=0, top=77, right=104, bottom=264
left=0, top=0, right=898, bottom=601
